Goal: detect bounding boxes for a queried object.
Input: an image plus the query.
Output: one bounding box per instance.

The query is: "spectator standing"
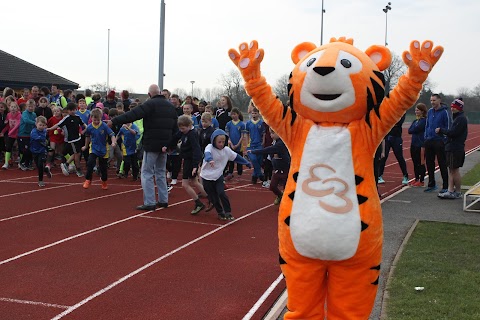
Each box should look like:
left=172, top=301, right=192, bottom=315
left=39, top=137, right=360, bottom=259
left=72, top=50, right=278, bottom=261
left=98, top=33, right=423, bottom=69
left=245, top=107, right=265, bottom=183
left=424, top=94, right=451, bottom=193
left=225, top=107, right=246, bottom=179
left=377, top=113, right=409, bottom=185
left=215, top=95, right=232, bottom=130
left=408, top=103, right=427, bottom=187
left=109, top=84, right=178, bottom=210
left=437, top=98, right=468, bottom=199
left=29, top=86, right=41, bottom=105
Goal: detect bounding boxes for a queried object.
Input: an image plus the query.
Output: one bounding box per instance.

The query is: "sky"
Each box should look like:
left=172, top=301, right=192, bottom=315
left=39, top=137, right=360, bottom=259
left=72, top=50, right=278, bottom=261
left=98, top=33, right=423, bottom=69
left=3, top=0, right=478, bottom=98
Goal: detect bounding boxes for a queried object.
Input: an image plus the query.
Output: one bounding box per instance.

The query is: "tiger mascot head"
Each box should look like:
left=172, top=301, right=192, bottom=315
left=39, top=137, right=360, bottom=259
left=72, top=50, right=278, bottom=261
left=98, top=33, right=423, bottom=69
left=289, top=37, right=392, bottom=124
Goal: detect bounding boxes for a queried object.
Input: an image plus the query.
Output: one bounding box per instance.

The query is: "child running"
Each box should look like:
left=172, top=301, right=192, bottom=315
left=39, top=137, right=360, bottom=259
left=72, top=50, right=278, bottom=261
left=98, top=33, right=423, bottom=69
left=118, top=122, right=140, bottom=180
left=164, top=115, right=207, bottom=215
left=201, top=129, right=251, bottom=220
left=18, top=99, right=37, bottom=170
left=1, top=102, right=22, bottom=169
left=47, top=102, right=87, bottom=177
left=248, top=128, right=291, bottom=205
left=81, top=109, right=117, bottom=190
left=30, top=116, right=52, bottom=187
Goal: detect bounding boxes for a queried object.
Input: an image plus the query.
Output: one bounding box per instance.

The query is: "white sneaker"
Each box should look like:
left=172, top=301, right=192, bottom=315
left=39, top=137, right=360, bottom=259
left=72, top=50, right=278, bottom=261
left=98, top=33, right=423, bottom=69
left=167, top=172, right=172, bottom=179
left=68, top=163, right=76, bottom=173
left=60, top=163, right=70, bottom=176
left=170, top=179, right=177, bottom=185
left=167, top=185, right=174, bottom=192
left=1, top=163, right=8, bottom=170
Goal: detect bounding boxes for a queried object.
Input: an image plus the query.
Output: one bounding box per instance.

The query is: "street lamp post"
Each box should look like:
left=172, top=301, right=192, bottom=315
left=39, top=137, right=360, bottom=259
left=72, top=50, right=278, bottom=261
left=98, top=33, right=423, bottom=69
left=383, top=2, right=392, bottom=46
left=107, top=28, right=110, bottom=90
left=320, top=0, right=326, bottom=45
left=190, top=81, right=195, bottom=97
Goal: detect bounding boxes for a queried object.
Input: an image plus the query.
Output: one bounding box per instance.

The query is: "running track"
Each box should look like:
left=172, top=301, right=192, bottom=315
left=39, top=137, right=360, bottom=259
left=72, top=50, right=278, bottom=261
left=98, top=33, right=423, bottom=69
left=0, top=124, right=479, bottom=319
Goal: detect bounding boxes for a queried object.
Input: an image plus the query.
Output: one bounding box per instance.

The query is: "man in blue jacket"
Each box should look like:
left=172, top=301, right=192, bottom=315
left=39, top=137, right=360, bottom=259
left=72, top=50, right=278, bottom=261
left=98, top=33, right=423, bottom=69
left=424, top=94, right=451, bottom=193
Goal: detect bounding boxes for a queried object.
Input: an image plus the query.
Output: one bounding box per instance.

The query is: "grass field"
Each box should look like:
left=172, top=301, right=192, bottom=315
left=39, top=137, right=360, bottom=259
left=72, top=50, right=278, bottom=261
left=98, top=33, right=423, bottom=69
left=462, top=162, right=480, bottom=188
left=385, top=221, right=480, bottom=319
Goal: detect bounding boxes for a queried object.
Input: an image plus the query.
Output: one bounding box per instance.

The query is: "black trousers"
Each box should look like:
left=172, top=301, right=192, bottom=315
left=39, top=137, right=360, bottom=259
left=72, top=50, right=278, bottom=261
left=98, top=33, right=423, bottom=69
left=424, top=139, right=448, bottom=189
left=378, top=136, right=408, bottom=177
left=270, top=170, right=288, bottom=197
left=123, top=154, right=139, bottom=178
left=202, top=176, right=231, bottom=214
left=228, top=150, right=244, bottom=175
left=166, top=154, right=181, bottom=179
left=410, top=146, right=426, bottom=182
left=18, top=137, right=32, bottom=166
left=85, top=153, right=108, bottom=181
left=32, top=152, right=46, bottom=181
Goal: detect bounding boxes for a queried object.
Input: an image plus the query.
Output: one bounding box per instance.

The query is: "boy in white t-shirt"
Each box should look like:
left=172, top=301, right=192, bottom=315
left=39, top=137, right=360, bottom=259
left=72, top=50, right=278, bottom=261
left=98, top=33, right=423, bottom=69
left=200, top=129, right=250, bottom=220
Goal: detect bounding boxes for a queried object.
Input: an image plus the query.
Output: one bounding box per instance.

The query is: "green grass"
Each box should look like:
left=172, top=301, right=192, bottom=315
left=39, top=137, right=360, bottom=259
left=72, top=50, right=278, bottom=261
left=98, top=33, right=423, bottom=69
left=385, top=221, right=480, bottom=320
left=462, top=162, right=480, bottom=188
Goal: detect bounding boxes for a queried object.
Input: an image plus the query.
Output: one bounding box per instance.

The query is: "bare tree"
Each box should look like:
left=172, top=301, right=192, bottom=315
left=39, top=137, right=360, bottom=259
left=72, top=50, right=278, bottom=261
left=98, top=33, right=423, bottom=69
left=273, top=73, right=290, bottom=105
left=172, top=88, right=188, bottom=99
left=384, top=52, right=406, bottom=94
left=218, top=69, right=250, bottom=112
left=203, top=87, right=223, bottom=104
left=87, top=82, right=116, bottom=94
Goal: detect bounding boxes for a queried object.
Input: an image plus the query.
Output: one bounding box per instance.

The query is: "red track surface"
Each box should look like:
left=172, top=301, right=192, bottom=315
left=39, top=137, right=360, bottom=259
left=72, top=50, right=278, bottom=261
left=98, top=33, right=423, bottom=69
left=0, top=124, right=479, bottom=319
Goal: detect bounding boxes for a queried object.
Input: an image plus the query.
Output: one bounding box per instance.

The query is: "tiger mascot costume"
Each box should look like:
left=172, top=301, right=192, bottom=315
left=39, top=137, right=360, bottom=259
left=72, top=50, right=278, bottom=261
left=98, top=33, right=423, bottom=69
left=228, top=38, right=443, bottom=319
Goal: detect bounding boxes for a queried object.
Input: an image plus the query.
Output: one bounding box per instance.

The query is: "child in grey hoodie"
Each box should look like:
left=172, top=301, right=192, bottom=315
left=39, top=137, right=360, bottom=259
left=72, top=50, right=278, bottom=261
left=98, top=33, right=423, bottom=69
left=200, top=129, right=250, bottom=220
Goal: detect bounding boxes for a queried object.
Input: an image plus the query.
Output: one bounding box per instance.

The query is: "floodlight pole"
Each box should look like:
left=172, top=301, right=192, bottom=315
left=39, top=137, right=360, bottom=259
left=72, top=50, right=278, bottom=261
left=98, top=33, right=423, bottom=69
left=159, top=0, right=166, bottom=89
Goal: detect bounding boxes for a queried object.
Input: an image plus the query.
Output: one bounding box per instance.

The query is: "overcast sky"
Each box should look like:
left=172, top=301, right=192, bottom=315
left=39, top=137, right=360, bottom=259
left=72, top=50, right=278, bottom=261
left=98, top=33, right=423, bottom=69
left=3, top=0, right=477, bottom=97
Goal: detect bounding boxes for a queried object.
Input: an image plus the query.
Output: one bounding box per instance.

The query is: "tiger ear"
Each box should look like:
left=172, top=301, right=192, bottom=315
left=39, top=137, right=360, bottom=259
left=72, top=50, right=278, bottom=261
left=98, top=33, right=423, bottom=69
left=291, top=42, right=317, bottom=64
left=365, top=45, right=392, bottom=71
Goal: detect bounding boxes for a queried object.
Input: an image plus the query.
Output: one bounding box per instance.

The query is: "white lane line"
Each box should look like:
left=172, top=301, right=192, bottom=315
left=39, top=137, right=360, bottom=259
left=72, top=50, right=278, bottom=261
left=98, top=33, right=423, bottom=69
left=0, top=297, right=70, bottom=309
left=139, top=215, right=223, bottom=227
left=51, top=203, right=274, bottom=320
left=387, top=199, right=412, bottom=203
left=0, top=183, right=78, bottom=199
left=0, top=180, right=142, bottom=188
left=243, top=273, right=284, bottom=320
left=0, top=174, right=40, bottom=182
left=0, top=188, right=142, bottom=223
left=0, top=184, right=252, bottom=266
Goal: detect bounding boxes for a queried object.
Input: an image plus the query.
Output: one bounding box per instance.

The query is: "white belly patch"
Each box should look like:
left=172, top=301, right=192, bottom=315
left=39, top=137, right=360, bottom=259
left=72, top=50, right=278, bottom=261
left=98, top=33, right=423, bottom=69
left=290, top=126, right=360, bottom=260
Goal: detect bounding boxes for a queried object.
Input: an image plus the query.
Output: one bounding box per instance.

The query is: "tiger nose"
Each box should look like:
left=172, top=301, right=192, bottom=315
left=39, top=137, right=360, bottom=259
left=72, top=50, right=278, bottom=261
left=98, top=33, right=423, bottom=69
left=313, top=67, right=335, bottom=76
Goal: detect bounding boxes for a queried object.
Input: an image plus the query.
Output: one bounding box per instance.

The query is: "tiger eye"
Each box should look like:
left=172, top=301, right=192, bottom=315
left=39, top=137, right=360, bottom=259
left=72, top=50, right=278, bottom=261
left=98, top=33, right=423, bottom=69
left=341, top=59, right=352, bottom=68
left=306, top=58, right=316, bottom=67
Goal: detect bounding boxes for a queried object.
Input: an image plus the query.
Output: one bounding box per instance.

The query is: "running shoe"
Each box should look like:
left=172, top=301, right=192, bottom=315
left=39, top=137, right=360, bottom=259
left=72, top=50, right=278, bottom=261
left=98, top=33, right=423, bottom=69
left=19, top=163, right=28, bottom=171
left=83, top=180, right=91, bottom=189
left=274, top=196, right=282, bottom=205
left=167, top=185, right=174, bottom=192
left=45, top=165, right=52, bottom=178
left=76, top=170, right=84, bottom=178
left=402, top=176, right=409, bottom=185
left=60, top=163, right=70, bottom=176
left=378, top=176, right=385, bottom=184
left=191, top=203, right=205, bottom=215
left=225, top=213, right=235, bottom=220
left=68, top=163, right=76, bottom=173
left=38, top=181, right=45, bottom=187
left=424, top=185, right=438, bottom=193
left=2, top=163, right=9, bottom=170
left=101, top=181, right=108, bottom=190
left=170, top=179, right=177, bottom=185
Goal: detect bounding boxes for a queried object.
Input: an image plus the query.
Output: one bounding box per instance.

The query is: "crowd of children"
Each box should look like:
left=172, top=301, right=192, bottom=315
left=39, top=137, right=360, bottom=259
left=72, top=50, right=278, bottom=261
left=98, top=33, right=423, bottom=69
left=0, top=87, right=290, bottom=219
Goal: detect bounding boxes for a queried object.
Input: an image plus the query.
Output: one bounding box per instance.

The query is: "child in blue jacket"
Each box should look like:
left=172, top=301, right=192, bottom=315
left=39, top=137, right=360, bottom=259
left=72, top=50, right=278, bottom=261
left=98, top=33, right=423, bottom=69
left=30, top=116, right=52, bottom=187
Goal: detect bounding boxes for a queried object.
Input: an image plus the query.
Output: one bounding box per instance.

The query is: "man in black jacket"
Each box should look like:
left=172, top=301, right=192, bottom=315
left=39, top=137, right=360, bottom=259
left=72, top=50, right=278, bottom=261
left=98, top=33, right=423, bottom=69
left=109, top=84, right=178, bottom=210
left=436, top=98, right=468, bottom=199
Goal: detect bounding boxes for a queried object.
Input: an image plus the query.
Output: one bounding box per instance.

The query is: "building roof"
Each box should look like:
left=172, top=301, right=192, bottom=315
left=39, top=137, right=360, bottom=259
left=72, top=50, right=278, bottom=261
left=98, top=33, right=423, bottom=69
left=0, top=50, right=79, bottom=90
